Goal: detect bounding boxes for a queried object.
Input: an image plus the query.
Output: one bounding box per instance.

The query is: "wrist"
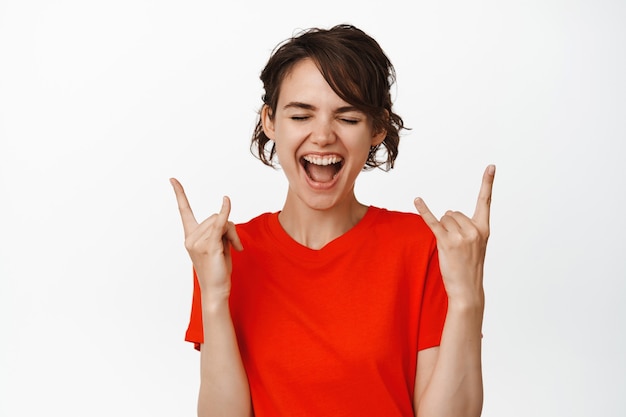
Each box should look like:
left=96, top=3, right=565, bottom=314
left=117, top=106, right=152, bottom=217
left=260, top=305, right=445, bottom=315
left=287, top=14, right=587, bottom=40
left=444, top=297, right=485, bottom=337
left=446, top=292, right=485, bottom=313
left=200, top=288, right=231, bottom=313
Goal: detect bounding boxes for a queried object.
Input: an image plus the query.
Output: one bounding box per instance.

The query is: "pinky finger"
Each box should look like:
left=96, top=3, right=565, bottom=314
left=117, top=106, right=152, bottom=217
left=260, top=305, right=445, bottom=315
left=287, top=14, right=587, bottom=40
left=225, top=222, right=243, bottom=251
left=414, top=197, right=444, bottom=235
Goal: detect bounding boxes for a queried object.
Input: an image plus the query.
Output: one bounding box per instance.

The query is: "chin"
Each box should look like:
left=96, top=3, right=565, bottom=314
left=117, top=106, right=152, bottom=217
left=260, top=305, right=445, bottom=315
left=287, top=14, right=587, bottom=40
left=297, top=188, right=353, bottom=212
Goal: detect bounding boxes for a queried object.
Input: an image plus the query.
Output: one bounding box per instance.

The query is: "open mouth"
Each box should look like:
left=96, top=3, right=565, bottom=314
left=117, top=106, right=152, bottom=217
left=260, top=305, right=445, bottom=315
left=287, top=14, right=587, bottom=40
left=301, top=154, right=344, bottom=183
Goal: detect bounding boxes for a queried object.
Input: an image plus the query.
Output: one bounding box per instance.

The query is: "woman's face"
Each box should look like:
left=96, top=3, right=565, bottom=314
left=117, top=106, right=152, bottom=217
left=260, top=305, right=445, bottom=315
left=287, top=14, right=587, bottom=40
left=262, top=58, right=386, bottom=212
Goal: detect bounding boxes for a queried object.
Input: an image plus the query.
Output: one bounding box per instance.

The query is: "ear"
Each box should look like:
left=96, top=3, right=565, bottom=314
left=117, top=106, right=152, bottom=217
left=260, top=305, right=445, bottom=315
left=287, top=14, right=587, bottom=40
left=371, top=128, right=386, bottom=147
left=261, top=105, right=275, bottom=140
left=371, top=109, right=388, bottom=146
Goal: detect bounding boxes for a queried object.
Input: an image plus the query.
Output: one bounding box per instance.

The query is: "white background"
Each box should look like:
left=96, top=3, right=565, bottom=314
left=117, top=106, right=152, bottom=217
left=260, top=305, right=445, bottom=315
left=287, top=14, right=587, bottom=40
left=1, top=0, right=625, bottom=416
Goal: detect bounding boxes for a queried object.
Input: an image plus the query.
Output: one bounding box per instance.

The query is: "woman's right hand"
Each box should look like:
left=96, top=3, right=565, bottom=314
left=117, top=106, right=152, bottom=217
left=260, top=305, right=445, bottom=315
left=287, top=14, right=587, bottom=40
left=170, top=178, right=243, bottom=301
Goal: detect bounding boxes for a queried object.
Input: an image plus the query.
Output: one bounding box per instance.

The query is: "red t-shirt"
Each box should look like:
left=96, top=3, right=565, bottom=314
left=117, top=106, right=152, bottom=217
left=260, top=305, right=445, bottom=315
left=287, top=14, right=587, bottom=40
left=186, top=206, right=448, bottom=416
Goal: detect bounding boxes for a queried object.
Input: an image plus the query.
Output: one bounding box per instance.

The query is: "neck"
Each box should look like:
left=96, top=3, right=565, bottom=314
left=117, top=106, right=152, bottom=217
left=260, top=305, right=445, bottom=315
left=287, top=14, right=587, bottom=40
left=278, top=190, right=368, bottom=250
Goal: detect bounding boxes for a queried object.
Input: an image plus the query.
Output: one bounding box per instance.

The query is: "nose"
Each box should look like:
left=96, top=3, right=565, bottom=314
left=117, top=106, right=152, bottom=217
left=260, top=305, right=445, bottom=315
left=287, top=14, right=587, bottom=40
left=310, top=117, right=336, bottom=147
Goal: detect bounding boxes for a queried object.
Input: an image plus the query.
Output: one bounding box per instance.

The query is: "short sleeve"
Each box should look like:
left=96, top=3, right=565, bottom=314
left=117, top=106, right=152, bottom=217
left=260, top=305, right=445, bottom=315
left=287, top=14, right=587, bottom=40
left=417, top=248, right=448, bottom=351
left=184, top=268, right=203, bottom=351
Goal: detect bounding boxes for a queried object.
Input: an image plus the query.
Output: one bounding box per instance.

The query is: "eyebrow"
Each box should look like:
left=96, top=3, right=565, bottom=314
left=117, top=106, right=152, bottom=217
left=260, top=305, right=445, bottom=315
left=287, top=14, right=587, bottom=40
left=282, top=102, right=361, bottom=114
left=283, top=102, right=316, bottom=111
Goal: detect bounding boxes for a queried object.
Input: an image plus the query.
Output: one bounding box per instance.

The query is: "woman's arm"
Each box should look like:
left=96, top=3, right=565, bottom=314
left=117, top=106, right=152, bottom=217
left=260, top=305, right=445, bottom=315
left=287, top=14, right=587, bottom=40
left=197, top=295, right=252, bottom=417
left=171, top=179, right=252, bottom=417
left=413, top=304, right=483, bottom=417
left=413, top=165, right=495, bottom=417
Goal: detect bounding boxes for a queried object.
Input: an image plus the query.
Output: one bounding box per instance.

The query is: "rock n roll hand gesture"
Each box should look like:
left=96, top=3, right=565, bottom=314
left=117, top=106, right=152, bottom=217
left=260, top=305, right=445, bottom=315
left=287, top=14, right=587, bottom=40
left=414, top=165, right=495, bottom=306
left=170, top=178, right=243, bottom=300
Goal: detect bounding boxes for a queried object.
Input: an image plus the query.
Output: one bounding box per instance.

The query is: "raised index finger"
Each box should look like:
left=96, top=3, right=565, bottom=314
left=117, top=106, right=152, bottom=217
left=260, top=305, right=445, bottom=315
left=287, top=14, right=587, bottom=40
left=169, top=178, right=198, bottom=235
left=472, top=165, right=496, bottom=226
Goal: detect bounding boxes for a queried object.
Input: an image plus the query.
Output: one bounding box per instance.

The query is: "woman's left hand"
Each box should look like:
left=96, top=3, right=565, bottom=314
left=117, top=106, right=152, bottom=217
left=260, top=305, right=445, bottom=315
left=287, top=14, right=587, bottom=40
left=414, top=165, right=495, bottom=306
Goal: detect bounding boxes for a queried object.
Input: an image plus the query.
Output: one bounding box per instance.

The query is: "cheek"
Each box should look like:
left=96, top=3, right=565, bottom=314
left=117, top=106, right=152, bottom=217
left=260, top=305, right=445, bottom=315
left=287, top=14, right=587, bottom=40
left=273, top=139, right=300, bottom=169
left=275, top=126, right=309, bottom=153
left=346, top=134, right=376, bottom=156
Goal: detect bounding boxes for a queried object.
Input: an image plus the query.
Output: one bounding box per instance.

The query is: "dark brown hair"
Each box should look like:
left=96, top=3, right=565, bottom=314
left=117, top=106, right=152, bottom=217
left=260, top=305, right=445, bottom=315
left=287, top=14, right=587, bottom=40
left=251, top=24, right=405, bottom=170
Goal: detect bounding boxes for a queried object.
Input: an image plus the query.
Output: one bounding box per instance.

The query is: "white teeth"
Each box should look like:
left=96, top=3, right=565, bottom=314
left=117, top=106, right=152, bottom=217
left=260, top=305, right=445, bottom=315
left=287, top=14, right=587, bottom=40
left=302, top=155, right=343, bottom=166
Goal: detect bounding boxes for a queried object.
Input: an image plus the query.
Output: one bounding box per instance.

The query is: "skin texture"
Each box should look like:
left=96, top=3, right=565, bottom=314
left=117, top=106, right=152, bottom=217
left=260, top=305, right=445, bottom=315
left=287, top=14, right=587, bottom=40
left=169, top=183, right=251, bottom=417
left=413, top=165, right=495, bottom=417
left=171, top=57, right=495, bottom=417
left=261, top=58, right=386, bottom=249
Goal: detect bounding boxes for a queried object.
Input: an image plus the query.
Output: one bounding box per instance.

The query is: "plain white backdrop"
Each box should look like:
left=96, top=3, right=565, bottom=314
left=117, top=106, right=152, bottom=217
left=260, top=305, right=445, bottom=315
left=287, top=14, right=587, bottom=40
left=1, top=0, right=625, bottom=415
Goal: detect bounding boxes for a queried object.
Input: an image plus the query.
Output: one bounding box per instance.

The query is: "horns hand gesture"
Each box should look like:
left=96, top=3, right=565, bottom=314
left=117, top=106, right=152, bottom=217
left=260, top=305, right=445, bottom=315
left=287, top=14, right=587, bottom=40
left=414, top=165, right=495, bottom=305
left=170, top=178, right=243, bottom=299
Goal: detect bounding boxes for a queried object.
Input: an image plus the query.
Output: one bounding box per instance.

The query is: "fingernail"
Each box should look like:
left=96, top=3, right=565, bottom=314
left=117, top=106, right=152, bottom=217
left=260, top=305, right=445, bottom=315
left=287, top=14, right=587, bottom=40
left=488, top=165, right=496, bottom=175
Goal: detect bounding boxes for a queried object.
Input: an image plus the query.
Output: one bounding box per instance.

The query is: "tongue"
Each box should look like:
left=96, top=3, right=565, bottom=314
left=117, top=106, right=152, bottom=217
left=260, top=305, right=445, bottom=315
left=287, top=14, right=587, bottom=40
left=307, top=164, right=336, bottom=183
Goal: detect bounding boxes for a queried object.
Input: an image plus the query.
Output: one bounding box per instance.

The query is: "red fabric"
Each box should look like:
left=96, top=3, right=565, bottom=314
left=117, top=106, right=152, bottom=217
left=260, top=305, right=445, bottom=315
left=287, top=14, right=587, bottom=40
left=185, top=207, right=448, bottom=417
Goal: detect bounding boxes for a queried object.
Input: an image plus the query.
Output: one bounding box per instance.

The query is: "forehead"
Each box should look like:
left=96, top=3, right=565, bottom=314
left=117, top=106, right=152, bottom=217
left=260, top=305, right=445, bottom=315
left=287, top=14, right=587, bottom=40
left=277, top=58, right=349, bottom=107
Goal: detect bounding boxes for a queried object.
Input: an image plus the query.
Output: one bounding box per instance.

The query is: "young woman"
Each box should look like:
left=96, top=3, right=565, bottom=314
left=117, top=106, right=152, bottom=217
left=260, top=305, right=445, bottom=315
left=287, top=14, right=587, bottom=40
left=171, top=24, right=495, bottom=417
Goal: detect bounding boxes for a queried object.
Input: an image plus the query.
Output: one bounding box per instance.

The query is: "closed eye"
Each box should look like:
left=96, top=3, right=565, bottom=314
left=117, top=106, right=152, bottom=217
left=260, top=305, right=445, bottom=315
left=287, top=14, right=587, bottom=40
left=291, top=116, right=310, bottom=121
left=340, top=118, right=360, bottom=125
